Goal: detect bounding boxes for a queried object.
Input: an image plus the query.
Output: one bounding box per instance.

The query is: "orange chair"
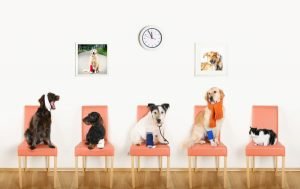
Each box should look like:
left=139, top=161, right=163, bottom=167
left=187, top=106, right=227, bottom=188
left=74, top=106, right=114, bottom=188
left=129, top=105, right=170, bottom=188
left=245, top=106, right=285, bottom=188
left=17, top=106, right=58, bottom=188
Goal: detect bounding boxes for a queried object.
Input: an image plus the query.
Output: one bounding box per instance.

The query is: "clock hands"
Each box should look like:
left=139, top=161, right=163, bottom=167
left=148, top=30, right=153, bottom=39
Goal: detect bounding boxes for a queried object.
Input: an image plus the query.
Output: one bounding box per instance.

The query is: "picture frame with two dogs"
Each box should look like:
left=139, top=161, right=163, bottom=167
left=195, top=43, right=227, bottom=76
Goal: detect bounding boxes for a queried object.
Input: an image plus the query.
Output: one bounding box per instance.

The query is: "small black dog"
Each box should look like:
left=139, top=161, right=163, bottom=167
left=24, top=92, right=60, bottom=150
left=82, top=112, right=106, bottom=150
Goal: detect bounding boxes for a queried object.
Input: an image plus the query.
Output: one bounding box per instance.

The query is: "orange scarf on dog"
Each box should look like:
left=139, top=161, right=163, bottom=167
left=208, top=101, right=223, bottom=128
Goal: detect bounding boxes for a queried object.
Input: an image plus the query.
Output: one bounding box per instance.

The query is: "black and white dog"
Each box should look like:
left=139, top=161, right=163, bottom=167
left=83, top=112, right=106, bottom=150
left=24, top=92, right=60, bottom=150
left=249, top=127, right=277, bottom=146
left=130, top=103, right=170, bottom=145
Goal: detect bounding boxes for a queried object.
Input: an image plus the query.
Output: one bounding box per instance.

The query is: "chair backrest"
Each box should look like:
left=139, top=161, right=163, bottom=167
left=137, top=105, right=149, bottom=121
left=82, top=106, right=108, bottom=141
left=24, top=106, right=39, bottom=131
left=194, top=105, right=221, bottom=140
left=252, top=105, right=278, bottom=135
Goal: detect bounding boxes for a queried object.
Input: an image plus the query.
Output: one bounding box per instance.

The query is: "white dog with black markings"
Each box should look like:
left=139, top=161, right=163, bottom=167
left=131, top=103, right=170, bottom=145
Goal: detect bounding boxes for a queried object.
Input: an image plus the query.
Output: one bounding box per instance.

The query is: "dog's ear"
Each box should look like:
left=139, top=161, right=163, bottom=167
left=161, top=103, right=170, bottom=112
left=147, top=103, right=156, bottom=111
left=219, top=89, right=225, bottom=100
left=39, top=95, right=45, bottom=107
left=205, top=92, right=209, bottom=103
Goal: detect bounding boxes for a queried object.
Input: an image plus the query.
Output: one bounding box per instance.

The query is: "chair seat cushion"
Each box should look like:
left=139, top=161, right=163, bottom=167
left=246, top=141, right=285, bottom=156
left=130, top=144, right=170, bottom=156
left=18, top=141, right=57, bottom=156
left=75, top=141, right=114, bottom=156
left=188, top=142, right=227, bottom=156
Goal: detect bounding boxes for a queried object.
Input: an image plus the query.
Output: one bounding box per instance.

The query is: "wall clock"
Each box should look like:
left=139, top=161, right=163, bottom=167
left=139, top=26, right=162, bottom=49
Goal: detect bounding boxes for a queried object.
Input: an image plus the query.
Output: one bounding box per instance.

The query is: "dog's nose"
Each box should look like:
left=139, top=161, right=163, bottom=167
left=209, top=96, right=214, bottom=102
left=157, top=119, right=161, bottom=123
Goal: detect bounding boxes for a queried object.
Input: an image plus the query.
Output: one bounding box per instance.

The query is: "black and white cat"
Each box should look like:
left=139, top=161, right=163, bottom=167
left=249, top=127, right=277, bottom=146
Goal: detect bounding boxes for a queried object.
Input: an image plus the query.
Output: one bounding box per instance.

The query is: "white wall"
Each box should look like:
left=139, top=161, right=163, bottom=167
left=0, top=0, right=300, bottom=169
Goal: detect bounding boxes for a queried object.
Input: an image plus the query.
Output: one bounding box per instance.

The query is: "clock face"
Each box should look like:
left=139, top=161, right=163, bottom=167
left=139, top=26, right=162, bottom=49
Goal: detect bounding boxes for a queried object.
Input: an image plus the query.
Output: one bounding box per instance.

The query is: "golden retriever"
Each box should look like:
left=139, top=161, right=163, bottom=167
left=184, top=87, right=225, bottom=147
left=201, top=51, right=223, bottom=71
left=90, top=49, right=99, bottom=73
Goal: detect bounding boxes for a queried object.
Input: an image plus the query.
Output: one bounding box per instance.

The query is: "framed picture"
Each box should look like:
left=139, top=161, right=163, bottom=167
left=75, top=43, right=107, bottom=76
left=195, top=43, right=227, bottom=76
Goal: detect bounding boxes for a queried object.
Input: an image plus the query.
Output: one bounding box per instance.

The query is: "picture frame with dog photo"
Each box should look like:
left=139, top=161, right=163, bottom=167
left=195, top=43, right=227, bottom=76
left=75, top=43, right=108, bottom=76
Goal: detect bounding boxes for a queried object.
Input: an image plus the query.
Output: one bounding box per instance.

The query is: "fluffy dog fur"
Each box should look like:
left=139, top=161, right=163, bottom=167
left=201, top=51, right=223, bottom=71
left=89, top=49, right=99, bottom=73
left=184, top=87, right=225, bottom=147
left=130, top=103, right=170, bottom=145
left=24, top=92, right=60, bottom=150
left=83, top=112, right=106, bottom=150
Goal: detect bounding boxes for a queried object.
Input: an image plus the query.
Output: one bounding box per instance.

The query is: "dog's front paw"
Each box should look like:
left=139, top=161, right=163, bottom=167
left=30, top=146, right=36, bottom=150
left=88, top=144, right=95, bottom=150
left=199, top=140, right=206, bottom=144
left=49, top=144, right=56, bottom=148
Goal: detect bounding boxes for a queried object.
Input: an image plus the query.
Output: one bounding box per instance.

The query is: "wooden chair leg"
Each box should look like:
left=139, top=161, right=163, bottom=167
left=274, top=156, right=278, bottom=174
left=105, top=156, right=108, bottom=172
left=24, top=156, right=27, bottom=172
left=54, top=156, right=57, bottom=188
left=166, top=156, right=170, bottom=188
left=159, top=156, right=162, bottom=173
left=247, top=156, right=250, bottom=188
left=131, top=156, right=135, bottom=188
left=46, top=156, right=50, bottom=172
left=82, top=156, right=86, bottom=172
left=75, top=156, right=78, bottom=188
left=252, top=156, right=255, bottom=172
left=18, top=156, right=22, bottom=188
left=282, top=156, right=285, bottom=188
left=110, top=156, right=114, bottom=189
left=224, top=156, right=227, bottom=188
left=137, top=156, right=140, bottom=172
left=194, top=156, right=197, bottom=172
left=189, top=156, right=192, bottom=189
left=216, top=156, right=219, bottom=172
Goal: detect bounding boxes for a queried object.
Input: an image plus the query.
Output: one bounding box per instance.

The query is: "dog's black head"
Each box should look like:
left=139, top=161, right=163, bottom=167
left=147, top=103, right=170, bottom=126
left=83, top=112, right=103, bottom=126
left=39, top=92, right=60, bottom=110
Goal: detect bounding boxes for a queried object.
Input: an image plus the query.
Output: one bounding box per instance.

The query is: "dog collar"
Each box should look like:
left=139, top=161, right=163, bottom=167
left=44, top=93, right=51, bottom=111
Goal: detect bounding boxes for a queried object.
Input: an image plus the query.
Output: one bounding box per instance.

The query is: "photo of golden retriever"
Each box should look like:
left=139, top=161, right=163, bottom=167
left=201, top=51, right=223, bottom=71
left=76, top=44, right=107, bottom=76
left=89, top=49, right=100, bottom=73
left=183, top=87, right=225, bottom=147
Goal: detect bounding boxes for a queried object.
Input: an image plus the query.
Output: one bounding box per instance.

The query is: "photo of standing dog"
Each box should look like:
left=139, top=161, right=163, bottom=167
left=131, top=103, right=170, bottom=146
left=24, top=92, right=60, bottom=150
left=184, top=87, right=225, bottom=147
left=83, top=112, right=106, bottom=150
